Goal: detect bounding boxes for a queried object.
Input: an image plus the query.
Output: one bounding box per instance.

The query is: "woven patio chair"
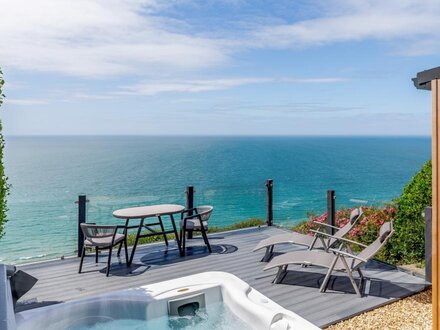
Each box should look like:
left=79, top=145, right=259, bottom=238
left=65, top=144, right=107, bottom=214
left=78, top=224, right=128, bottom=277
left=180, top=206, right=213, bottom=256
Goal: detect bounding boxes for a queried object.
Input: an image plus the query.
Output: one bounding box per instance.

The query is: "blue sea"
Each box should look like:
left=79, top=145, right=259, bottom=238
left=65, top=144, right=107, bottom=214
left=0, top=136, right=431, bottom=264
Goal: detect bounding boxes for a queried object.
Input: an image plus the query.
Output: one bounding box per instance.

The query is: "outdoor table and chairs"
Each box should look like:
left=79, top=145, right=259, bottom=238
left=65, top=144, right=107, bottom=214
left=112, top=204, right=185, bottom=265
left=78, top=203, right=214, bottom=275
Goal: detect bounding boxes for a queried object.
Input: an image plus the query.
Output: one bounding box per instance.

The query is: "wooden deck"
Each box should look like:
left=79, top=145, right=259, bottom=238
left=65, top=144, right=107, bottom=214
left=17, top=226, right=428, bottom=328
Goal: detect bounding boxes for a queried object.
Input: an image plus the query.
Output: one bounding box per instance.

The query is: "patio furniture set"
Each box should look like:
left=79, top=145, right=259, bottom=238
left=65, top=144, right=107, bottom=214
left=78, top=204, right=213, bottom=276
left=78, top=205, right=395, bottom=298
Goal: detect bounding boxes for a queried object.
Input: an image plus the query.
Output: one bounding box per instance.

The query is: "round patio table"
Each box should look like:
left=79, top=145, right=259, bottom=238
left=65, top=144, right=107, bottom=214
left=113, top=204, right=185, bottom=265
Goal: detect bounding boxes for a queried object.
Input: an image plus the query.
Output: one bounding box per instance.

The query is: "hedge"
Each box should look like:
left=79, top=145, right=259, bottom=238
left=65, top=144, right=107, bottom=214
left=383, top=160, right=431, bottom=264
left=0, top=68, right=8, bottom=239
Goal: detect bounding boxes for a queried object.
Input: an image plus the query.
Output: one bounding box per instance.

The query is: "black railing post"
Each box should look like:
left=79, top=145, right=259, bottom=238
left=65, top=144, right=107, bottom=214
left=186, top=186, right=194, bottom=239
left=425, top=206, right=432, bottom=283
left=76, top=195, right=88, bottom=257
left=327, top=190, right=336, bottom=235
left=266, top=179, right=273, bottom=226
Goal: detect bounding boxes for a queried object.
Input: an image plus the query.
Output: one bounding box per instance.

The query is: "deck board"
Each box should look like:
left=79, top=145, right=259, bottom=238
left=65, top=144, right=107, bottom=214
left=17, top=226, right=428, bottom=328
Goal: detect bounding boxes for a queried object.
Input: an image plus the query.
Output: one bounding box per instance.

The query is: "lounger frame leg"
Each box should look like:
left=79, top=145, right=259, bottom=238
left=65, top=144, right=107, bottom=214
left=357, top=268, right=364, bottom=281
left=340, top=256, right=362, bottom=297
left=273, top=265, right=288, bottom=284
left=319, top=237, right=328, bottom=251
left=320, top=255, right=339, bottom=293
left=261, top=245, right=274, bottom=262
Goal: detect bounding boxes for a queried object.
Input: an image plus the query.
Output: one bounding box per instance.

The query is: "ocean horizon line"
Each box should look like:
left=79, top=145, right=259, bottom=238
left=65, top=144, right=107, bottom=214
left=4, top=134, right=432, bottom=138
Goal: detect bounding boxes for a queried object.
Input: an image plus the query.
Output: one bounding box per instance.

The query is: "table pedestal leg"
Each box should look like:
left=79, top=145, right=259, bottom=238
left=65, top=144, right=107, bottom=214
left=129, top=218, right=144, bottom=266
left=170, top=214, right=183, bottom=256
left=158, top=216, right=169, bottom=246
left=117, top=219, right=129, bottom=257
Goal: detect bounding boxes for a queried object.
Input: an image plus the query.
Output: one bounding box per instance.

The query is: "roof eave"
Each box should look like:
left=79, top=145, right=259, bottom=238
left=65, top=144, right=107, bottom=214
left=413, top=66, right=440, bottom=91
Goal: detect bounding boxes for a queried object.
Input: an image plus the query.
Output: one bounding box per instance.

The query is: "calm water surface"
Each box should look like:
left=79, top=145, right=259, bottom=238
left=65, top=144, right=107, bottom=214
left=0, top=136, right=431, bottom=263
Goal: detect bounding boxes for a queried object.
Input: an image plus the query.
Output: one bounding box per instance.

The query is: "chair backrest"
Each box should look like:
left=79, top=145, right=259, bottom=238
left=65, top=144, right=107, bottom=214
left=352, top=221, right=394, bottom=269
left=80, top=223, right=117, bottom=239
left=328, top=207, right=363, bottom=246
left=196, top=205, right=213, bottom=222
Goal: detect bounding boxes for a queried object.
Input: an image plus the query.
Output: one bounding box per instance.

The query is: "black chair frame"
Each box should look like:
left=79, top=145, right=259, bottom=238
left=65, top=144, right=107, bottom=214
left=78, top=224, right=128, bottom=277
left=180, top=207, right=212, bottom=256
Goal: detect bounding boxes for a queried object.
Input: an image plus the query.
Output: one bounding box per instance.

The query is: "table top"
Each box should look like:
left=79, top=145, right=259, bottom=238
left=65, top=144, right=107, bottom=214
left=112, top=204, right=185, bottom=219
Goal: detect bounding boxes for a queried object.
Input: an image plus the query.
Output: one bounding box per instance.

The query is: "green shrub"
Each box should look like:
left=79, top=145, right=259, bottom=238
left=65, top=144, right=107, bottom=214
left=384, top=160, right=431, bottom=264
left=0, top=68, right=8, bottom=239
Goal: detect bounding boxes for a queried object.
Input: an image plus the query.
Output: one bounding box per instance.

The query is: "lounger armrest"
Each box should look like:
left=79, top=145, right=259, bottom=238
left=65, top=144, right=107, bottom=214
left=329, top=248, right=368, bottom=263
left=309, top=229, right=337, bottom=238
left=330, top=236, right=368, bottom=248
left=312, top=221, right=339, bottom=230
left=309, top=230, right=368, bottom=248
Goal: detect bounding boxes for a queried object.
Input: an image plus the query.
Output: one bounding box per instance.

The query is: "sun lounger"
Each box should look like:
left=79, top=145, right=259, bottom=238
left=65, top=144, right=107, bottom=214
left=263, top=221, right=394, bottom=297
left=253, top=208, right=363, bottom=261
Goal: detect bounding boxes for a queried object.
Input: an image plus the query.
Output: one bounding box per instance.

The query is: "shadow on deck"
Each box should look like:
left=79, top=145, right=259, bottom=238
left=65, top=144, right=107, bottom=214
left=17, top=226, right=429, bottom=328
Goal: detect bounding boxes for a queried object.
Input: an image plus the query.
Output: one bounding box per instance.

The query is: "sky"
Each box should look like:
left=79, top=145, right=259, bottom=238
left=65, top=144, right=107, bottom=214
left=0, top=0, right=439, bottom=136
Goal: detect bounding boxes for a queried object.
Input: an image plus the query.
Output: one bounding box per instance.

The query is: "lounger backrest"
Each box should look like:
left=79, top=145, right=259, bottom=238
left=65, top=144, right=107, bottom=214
left=352, top=221, right=394, bottom=269
left=328, top=207, right=363, bottom=246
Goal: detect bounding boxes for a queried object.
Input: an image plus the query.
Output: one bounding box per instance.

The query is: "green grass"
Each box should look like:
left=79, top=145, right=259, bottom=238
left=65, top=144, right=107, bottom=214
left=125, top=218, right=265, bottom=247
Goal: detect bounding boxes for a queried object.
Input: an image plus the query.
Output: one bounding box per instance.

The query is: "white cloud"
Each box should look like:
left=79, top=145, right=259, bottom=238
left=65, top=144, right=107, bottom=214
left=250, top=0, right=440, bottom=54
left=121, top=78, right=271, bottom=95
left=119, top=76, right=346, bottom=95
left=0, top=0, right=228, bottom=77
left=1, top=0, right=439, bottom=79
left=5, top=99, right=48, bottom=106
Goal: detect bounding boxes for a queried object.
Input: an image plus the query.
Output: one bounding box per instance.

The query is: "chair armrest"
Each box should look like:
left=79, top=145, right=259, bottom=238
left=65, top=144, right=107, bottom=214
left=329, top=248, right=368, bottom=263
left=184, top=213, right=203, bottom=220
left=180, top=208, right=199, bottom=215
left=312, top=221, right=339, bottom=230
left=180, top=208, right=199, bottom=220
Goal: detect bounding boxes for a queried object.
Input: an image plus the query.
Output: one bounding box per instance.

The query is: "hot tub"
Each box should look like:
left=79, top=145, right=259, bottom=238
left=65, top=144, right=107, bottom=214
left=15, top=272, right=319, bottom=330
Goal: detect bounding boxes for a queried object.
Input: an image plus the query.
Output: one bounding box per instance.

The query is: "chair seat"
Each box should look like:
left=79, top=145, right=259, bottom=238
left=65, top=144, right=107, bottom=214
left=180, top=219, right=208, bottom=230
left=84, top=233, right=125, bottom=248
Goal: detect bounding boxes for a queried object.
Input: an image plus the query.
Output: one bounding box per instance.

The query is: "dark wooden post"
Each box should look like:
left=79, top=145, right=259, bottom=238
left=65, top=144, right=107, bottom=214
left=425, top=207, right=433, bottom=283
left=327, top=190, right=336, bottom=235
left=266, top=179, right=273, bottom=226
left=186, top=186, right=194, bottom=239
left=76, top=195, right=88, bottom=257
